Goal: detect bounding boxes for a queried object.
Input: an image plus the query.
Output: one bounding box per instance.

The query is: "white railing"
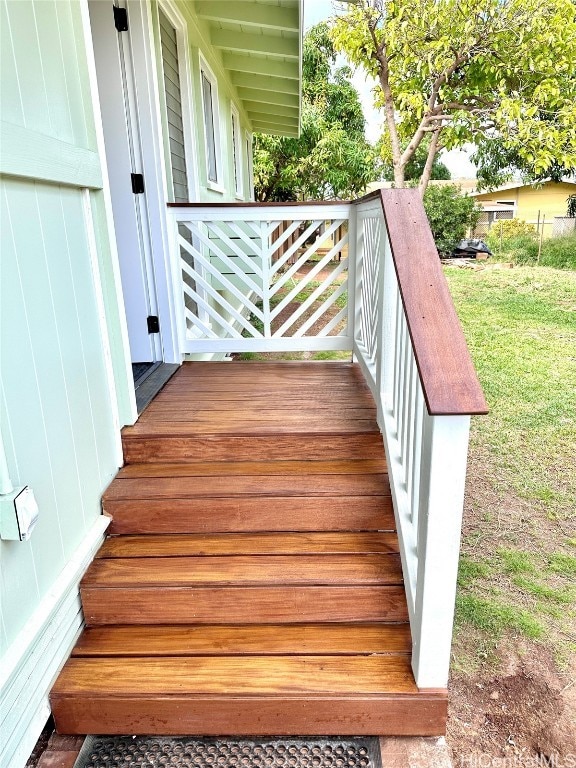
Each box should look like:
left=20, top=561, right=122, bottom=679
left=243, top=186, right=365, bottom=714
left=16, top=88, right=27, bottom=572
left=167, top=192, right=487, bottom=690
left=353, top=193, right=485, bottom=688
left=167, top=203, right=352, bottom=353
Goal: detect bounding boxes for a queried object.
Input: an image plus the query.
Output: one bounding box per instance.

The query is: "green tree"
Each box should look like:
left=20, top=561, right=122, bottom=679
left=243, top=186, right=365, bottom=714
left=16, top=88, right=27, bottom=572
left=472, top=140, right=576, bottom=190
left=253, top=23, right=375, bottom=202
left=422, top=185, right=481, bottom=255
left=375, top=137, right=451, bottom=182
left=331, top=0, right=576, bottom=195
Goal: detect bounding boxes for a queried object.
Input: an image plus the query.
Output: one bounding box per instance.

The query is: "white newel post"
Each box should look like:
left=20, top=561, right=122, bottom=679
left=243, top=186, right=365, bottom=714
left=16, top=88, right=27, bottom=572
left=411, top=412, right=471, bottom=689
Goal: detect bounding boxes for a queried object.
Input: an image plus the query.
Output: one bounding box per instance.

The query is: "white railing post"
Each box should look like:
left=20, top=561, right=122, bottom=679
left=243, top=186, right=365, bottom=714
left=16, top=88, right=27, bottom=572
left=411, top=412, right=471, bottom=689
left=167, top=212, right=188, bottom=353
left=379, top=230, right=397, bottom=423
left=347, top=204, right=358, bottom=348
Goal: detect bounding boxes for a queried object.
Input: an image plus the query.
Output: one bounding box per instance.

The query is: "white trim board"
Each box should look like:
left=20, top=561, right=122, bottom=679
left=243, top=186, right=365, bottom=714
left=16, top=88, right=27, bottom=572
left=0, top=515, right=109, bottom=768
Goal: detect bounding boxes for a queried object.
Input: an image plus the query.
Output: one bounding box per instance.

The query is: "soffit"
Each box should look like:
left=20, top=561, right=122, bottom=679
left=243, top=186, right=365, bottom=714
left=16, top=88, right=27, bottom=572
left=195, top=0, right=302, bottom=137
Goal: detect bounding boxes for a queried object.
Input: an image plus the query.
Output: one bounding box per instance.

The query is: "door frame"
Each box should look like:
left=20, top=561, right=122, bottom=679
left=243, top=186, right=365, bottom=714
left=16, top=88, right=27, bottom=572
left=91, top=0, right=184, bottom=366
left=122, top=0, right=182, bottom=364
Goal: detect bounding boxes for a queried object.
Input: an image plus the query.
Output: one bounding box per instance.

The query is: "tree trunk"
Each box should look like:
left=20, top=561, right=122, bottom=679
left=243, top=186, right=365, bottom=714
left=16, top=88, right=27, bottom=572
left=393, top=163, right=406, bottom=187
left=418, top=131, right=441, bottom=197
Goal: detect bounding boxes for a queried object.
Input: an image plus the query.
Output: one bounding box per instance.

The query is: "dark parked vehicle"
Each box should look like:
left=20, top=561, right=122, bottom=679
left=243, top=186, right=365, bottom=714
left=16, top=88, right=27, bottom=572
left=450, top=239, right=492, bottom=258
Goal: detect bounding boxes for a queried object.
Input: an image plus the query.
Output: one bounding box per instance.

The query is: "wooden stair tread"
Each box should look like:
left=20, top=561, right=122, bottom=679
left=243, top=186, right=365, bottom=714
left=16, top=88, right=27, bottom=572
left=97, top=532, right=399, bottom=558
left=81, top=586, right=408, bottom=625
left=116, top=459, right=387, bottom=478
left=72, top=624, right=411, bottom=657
left=83, top=554, right=403, bottom=587
left=137, top=408, right=377, bottom=423
left=147, top=394, right=378, bottom=409
left=122, top=420, right=380, bottom=436
left=52, top=655, right=419, bottom=696
left=106, top=497, right=396, bottom=535
left=104, top=474, right=390, bottom=500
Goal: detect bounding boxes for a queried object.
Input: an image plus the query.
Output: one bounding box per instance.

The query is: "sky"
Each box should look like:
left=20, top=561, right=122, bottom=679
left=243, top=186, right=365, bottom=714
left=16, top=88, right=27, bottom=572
left=302, top=0, right=478, bottom=179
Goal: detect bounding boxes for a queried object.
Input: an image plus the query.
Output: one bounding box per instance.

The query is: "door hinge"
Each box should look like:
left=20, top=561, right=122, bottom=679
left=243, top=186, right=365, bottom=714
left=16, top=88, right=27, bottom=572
left=147, top=316, right=160, bottom=334
left=113, top=5, right=128, bottom=31
left=131, top=173, right=145, bottom=194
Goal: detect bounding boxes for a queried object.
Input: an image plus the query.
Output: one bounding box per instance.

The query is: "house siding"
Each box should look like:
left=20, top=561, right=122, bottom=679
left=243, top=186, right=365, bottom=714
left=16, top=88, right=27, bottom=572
left=474, top=181, right=576, bottom=237
left=152, top=0, right=254, bottom=204
left=0, top=2, right=133, bottom=765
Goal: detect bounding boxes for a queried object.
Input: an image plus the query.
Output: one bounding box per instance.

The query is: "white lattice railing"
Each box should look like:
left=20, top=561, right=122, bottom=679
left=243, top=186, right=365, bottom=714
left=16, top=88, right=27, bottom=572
left=353, top=192, right=487, bottom=688
left=167, top=203, right=352, bottom=353
left=167, top=193, right=487, bottom=690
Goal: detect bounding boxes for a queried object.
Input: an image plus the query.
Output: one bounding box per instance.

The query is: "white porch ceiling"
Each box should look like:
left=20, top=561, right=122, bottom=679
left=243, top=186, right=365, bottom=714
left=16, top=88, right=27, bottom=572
left=195, top=0, right=302, bottom=137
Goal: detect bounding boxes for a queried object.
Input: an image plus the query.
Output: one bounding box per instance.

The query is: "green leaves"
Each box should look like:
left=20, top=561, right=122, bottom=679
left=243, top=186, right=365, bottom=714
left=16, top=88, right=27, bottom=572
left=253, top=23, right=375, bottom=201
left=331, top=0, right=576, bottom=188
left=422, top=185, right=481, bottom=254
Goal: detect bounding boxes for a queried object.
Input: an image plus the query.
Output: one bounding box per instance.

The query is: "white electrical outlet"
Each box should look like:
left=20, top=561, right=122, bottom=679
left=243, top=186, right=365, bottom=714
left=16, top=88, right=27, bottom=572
left=0, top=486, right=39, bottom=541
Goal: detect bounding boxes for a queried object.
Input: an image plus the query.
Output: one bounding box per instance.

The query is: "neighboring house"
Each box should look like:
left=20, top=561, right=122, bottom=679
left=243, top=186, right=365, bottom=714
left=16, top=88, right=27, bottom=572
left=0, top=2, right=300, bottom=765
left=471, top=179, right=576, bottom=238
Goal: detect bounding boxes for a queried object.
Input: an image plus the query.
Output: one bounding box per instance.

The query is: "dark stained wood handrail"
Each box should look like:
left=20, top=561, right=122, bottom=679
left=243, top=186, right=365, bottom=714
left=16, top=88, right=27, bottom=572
left=376, top=189, right=488, bottom=416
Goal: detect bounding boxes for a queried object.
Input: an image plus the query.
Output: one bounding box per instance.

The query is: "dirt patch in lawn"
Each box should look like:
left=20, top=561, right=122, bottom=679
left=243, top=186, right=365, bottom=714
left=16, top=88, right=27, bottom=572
left=448, top=444, right=576, bottom=765
left=448, top=640, right=576, bottom=766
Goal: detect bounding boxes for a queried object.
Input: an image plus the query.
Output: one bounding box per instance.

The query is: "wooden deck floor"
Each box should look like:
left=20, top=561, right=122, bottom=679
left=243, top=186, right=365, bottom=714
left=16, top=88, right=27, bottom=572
left=50, top=362, right=447, bottom=736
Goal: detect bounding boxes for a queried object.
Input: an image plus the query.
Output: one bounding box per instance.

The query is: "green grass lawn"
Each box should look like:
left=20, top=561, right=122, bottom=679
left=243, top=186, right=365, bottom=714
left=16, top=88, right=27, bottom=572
left=445, top=264, right=576, bottom=669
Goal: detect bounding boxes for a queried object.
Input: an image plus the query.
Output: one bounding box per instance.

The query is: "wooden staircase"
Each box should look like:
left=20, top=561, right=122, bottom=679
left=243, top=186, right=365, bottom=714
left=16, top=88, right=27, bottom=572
left=50, top=362, right=447, bottom=735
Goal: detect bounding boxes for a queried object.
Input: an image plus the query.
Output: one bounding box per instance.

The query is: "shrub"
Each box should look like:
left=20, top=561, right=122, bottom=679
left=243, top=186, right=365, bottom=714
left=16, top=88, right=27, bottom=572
left=487, top=218, right=537, bottom=249
left=423, top=184, right=481, bottom=256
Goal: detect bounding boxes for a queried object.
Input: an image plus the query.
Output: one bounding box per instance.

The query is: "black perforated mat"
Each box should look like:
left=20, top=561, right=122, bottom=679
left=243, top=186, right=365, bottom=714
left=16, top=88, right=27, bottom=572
left=73, top=736, right=383, bottom=767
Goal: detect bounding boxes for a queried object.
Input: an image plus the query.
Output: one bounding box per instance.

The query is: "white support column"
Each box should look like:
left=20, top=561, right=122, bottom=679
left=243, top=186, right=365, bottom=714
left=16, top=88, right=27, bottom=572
left=411, top=412, right=471, bottom=689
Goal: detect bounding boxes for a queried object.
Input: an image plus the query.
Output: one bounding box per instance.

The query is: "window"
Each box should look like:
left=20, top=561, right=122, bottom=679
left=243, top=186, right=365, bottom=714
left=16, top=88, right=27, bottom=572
left=245, top=131, right=254, bottom=200
left=200, top=61, right=220, bottom=186
left=231, top=105, right=243, bottom=197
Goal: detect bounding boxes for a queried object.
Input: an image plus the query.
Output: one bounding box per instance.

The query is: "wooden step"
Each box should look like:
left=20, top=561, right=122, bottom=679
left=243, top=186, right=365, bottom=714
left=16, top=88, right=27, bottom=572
left=51, top=664, right=445, bottom=737
left=104, top=473, right=390, bottom=501
left=83, top=554, right=403, bottom=587
left=104, top=461, right=393, bottom=534
left=54, top=655, right=418, bottom=696
left=97, top=532, right=399, bottom=558
left=82, top=585, right=408, bottom=625
left=116, top=459, right=387, bottom=478
left=51, top=692, right=447, bottom=736
left=72, top=623, right=412, bottom=656
left=121, top=433, right=384, bottom=464
left=106, top=496, right=396, bottom=534
left=51, top=655, right=446, bottom=736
